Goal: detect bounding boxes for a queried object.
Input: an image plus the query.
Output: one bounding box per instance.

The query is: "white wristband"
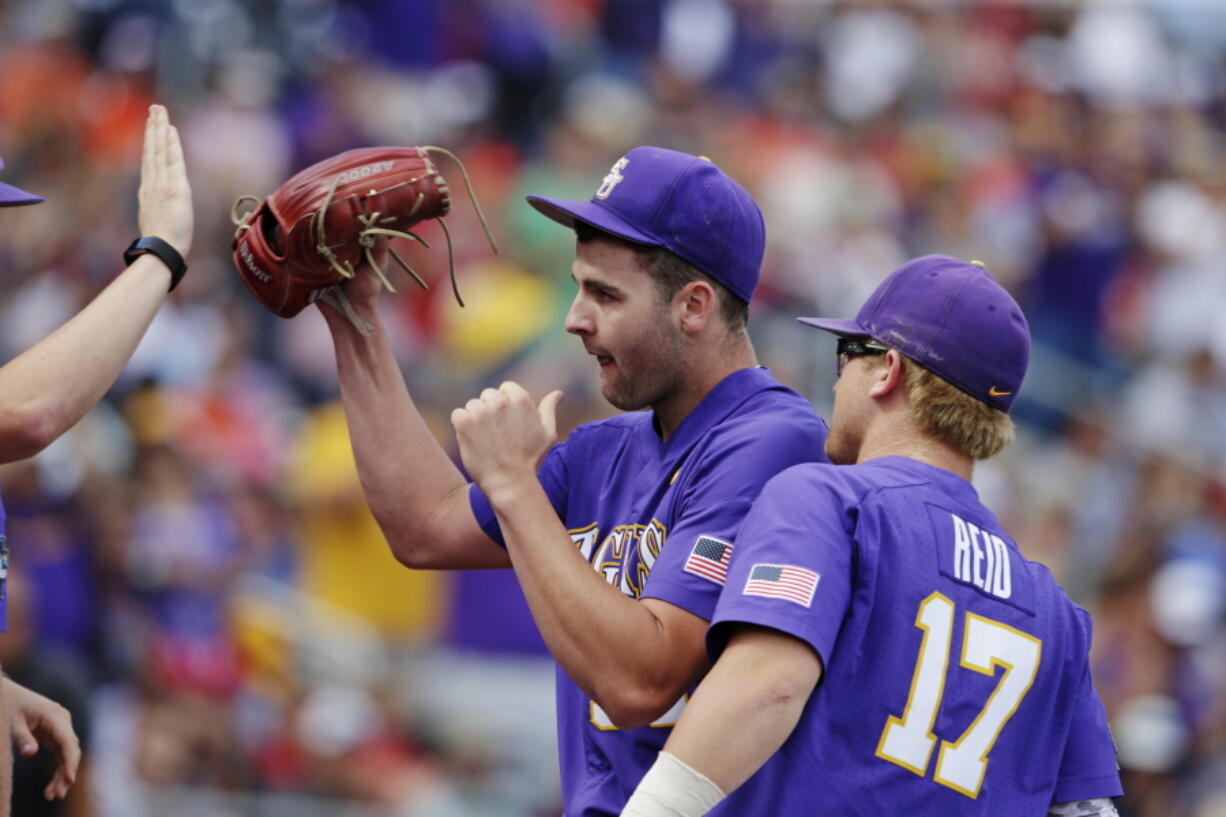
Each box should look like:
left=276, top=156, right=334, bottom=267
left=621, top=752, right=727, bottom=817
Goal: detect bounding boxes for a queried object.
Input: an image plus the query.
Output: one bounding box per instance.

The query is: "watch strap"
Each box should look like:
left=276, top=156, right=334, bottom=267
left=124, top=236, right=188, bottom=292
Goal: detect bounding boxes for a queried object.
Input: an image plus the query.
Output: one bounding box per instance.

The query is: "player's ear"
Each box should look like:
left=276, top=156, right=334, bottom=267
left=868, top=349, right=906, bottom=399
left=676, top=279, right=717, bottom=335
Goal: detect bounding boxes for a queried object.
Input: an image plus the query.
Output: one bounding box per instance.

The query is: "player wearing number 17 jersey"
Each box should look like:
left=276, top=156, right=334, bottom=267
left=622, top=255, right=1123, bottom=817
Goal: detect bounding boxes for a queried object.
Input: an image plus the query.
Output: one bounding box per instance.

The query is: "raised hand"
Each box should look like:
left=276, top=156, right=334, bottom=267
left=138, top=104, right=193, bottom=258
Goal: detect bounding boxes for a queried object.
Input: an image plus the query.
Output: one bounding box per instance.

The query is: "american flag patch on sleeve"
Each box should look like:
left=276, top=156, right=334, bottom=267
left=683, top=536, right=734, bottom=585
left=743, top=563, right=819, bottom=607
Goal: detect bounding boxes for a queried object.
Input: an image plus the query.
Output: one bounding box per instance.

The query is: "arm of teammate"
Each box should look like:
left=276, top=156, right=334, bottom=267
left=1048, top=800, right=1120, bottom=816
left=3, top=676, right=80, bottom=801
left=320, top=265, right=510, bottom=570
left=453, top=381, right=711, bottom=727
left=620, top=625, right=822, bottom=817
left=622, top=466, right=852, bottom=815
left=0, top=104, right=191, bottom=463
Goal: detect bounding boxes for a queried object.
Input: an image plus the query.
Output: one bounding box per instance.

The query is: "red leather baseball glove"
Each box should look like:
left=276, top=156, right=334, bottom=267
left=231, top=146, right=495, bottom=332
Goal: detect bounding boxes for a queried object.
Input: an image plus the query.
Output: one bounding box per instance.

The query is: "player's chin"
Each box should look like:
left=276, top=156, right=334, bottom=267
left=597, top=364, right=619, bottom=395
left=824, top=434, right=857, bottom=465
left=601, top=379, right=646, bottom=412
left=600, top=382, right=628, bottom=410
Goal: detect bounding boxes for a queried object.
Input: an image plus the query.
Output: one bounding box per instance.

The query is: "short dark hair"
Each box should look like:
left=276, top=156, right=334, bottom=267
left=575, top=222, right=748, bottom=331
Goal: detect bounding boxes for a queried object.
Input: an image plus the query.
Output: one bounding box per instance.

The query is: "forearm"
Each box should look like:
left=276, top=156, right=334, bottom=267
left=620, top=632, right=819, bottom=817
left=325, top=307, right=504, bottom=568
left=490, top=479, right=701, bottom=721
left=1048, top=799, right=1120, bottom=816
left=0, top=255, right=171, bottom=460
left=658, top=628, right=820, bottom=794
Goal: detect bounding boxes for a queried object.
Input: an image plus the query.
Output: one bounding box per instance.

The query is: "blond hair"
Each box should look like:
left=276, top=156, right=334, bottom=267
left=900, top=356, right=1015, bottom=460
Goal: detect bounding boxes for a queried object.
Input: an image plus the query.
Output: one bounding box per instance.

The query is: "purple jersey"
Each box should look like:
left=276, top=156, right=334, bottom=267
left=709, top=456, right=1122, bottom=815
left=470, top=367, right=828, bottom=817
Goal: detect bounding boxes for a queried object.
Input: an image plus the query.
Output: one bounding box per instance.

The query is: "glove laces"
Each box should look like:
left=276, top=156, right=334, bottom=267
left=231, top=146, right=499, bottom=335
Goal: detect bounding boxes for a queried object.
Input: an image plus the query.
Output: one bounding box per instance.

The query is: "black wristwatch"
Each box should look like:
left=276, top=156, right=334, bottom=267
left=124, top=236, right=188, bottom=292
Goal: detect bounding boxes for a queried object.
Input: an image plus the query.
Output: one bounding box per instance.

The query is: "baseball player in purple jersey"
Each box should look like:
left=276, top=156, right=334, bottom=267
left=621, top=255, right=1123, bottom=817
left=323, top=147, right=828, bottom=815
left=0, top=105, right=193, bottom=812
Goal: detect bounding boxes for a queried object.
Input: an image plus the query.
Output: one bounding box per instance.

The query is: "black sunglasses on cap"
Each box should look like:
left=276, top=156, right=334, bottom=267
left=836, top=337, right=890, bottom=377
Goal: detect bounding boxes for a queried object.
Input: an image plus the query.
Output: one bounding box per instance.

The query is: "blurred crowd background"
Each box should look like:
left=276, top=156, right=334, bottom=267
left=0, top=0, right=1224, bottom=815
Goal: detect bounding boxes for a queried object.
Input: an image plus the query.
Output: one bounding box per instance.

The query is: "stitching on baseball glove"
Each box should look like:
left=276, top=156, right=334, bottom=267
left=229, top=145, right=498, bottom=334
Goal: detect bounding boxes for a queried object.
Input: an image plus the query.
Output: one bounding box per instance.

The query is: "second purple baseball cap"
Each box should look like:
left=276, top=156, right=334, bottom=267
left=0, top=158, right=43, bottom=206
left=798, top=254, right=1030, bottom=412
left=526, top=146, right=765, bottom=303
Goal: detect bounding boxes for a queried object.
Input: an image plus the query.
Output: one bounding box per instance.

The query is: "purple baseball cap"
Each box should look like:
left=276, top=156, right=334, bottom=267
left=0, top=158, right=43, bottom=206
left=526, top=146, right=765, bottom=303
left=798, top=254, right=1030, bottom=411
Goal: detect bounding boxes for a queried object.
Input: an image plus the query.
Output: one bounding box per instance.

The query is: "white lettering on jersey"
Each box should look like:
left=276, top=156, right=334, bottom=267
left=633, top=519, right=666, bottom=596
left=953, top=514, right=972, bottom=583
left=579, top=518, right=669, bottom=599
left=570, top=523, right=601, bottom=562
left=989, top=534, right=1012, bottom=598
left=969, top=521, right=985, bottom=589
left=594, top=525, right=634, bottom=587
left=950, top=512, right=1012, bottom=600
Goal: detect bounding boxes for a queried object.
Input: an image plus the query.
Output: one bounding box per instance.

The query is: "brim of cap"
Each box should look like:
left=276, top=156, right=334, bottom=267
left=0, top=180, right=43, bottom=206
left=526, top=195, right=658, bottom=247
left=795, top=316, right=869, bottom=336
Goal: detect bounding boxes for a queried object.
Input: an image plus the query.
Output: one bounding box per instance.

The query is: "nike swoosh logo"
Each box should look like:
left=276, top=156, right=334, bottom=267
left=988, top=386, right=1012, bottom=397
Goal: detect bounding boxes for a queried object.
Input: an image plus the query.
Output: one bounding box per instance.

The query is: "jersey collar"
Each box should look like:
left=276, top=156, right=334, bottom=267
left=646, top=366, right=783, bottom=458
left=873, top=456, right=982, bottom=503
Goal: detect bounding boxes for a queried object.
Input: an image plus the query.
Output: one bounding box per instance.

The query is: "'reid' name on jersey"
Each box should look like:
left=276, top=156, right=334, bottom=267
left=949, top=512, right=1012, bottom=600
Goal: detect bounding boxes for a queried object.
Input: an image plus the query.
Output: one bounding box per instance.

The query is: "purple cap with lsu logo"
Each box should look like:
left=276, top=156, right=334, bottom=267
left=0, top=158, right=43, bottom=206
left=798, top=254, right=1030, bottom=412
left=526, top=146, right=765, bottom=303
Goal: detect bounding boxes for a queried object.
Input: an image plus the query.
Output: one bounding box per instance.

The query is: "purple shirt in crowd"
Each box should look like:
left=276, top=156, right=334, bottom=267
left=709, top=456, right=1123, bottom=815
left=470, top=367, right=829, bottom=817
